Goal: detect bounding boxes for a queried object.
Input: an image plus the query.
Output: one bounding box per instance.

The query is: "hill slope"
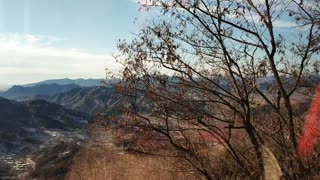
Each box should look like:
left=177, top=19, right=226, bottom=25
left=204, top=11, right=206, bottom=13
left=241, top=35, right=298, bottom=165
left=0, top=97, right=90, bottom=154
left=20, top=86, right=123, bottom=114
left=46, top=86, right=115, bottom=114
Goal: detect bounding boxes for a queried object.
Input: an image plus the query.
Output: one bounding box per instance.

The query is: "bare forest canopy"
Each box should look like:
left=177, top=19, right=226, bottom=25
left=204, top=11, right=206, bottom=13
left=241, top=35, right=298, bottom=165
left=107, top=0, right=320, bottom=179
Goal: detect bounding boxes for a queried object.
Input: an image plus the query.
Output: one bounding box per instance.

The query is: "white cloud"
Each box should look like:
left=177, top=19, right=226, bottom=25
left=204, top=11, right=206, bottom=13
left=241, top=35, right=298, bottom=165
left=0, top=33, right=63, bottom=47
left=0, top=33, right=121, bottom=86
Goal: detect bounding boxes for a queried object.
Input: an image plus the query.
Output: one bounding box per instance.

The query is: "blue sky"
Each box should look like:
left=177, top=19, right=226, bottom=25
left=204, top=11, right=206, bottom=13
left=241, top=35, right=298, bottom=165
left=0, top=0, right=316, bottom=88
left=0, top=0, right=143, bottom=87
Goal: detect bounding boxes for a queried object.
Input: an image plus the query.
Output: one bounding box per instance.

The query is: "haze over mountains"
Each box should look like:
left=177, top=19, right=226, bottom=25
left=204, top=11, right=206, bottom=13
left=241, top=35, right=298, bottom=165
left=22, top=78, right=104, bottom=87
left=0, top=78, right=106, bottom=99
left=0, top=84, right=79, bottom=99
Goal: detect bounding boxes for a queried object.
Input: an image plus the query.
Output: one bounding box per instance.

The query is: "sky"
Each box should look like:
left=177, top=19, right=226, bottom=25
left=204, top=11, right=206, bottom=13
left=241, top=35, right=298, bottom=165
left=0, top=0, right=316, bottom=89
left=0, top=0, right=144, bottom=88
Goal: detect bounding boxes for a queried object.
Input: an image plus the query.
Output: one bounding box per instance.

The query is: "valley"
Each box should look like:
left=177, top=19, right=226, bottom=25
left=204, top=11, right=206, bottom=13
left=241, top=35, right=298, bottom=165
left=0, top=79, right=105, bottom=179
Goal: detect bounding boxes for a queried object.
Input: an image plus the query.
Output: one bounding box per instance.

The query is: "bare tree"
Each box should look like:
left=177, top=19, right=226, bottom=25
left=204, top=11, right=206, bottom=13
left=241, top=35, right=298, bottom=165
left=112, top=0, right=319, bottom=179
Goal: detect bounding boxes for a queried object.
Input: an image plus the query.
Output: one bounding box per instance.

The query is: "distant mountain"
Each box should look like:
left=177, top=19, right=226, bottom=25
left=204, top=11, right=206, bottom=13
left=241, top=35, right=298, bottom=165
left=46, top=86, right=115, bottom=114
left=23, top=78, right=104, bottom=87
left=20, top=86, right=119, bottom=114
left=0, top=97, right=90, bottom=154
left=0, top=83, right=79, bottom=99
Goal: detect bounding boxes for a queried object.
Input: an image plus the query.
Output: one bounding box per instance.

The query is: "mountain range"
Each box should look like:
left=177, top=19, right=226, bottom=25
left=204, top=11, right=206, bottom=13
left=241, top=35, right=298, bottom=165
left=0, top=97, right=90, bottom=154
left=0, top=83, right=79, bottom=99
left=0, top=76, right=318, bottom=177
left=18, top=86, right=117, bottom=114
left=3, top=75, right=317, bottom=155
left=0, top=78, right=119, bottom=100
left=22, top=78, right=104, bottom=87
left=0, top=78, right=119, bottom=155
left=0, top=78, right=128, bottom=115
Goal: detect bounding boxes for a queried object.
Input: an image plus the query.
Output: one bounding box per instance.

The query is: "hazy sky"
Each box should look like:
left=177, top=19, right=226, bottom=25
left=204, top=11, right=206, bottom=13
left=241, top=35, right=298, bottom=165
left=0, top=0, right=146, bottom=87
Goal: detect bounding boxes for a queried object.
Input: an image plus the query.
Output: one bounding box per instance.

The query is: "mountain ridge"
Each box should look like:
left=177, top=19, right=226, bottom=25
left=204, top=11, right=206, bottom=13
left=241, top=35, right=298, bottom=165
left=19, top=86, right=117, bottom=114
left=22, top=78, right=104, bottom=87
left=0, top=83, right=79, bottom=99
